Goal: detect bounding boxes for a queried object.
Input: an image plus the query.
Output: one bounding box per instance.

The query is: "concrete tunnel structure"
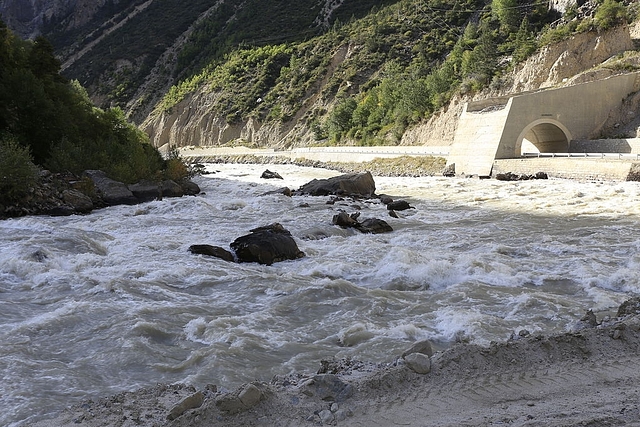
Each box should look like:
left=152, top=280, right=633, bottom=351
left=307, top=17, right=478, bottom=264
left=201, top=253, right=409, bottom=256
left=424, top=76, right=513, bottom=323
left=447, top=72, right=640, bottom=177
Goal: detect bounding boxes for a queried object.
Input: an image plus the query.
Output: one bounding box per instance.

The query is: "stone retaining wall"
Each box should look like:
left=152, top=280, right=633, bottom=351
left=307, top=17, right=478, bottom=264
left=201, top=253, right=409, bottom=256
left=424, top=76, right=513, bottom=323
left=493, top=158, right=636, bottom=181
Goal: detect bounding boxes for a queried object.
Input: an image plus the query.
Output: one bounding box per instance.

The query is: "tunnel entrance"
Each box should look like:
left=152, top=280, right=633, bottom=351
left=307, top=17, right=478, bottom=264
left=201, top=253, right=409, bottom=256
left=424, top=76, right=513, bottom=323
left=517, top=120, right=571, bottom=155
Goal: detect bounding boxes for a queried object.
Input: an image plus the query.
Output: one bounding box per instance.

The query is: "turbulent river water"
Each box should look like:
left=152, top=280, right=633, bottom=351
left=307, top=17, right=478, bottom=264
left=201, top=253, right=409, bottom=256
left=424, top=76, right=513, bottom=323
left=3, top=163, right=640, bottom=426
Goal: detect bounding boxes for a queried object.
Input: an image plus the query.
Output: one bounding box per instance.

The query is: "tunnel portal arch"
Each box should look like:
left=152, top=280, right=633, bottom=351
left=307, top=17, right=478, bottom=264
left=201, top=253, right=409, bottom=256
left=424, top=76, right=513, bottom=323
left=515, top=119, right=572, bottom=156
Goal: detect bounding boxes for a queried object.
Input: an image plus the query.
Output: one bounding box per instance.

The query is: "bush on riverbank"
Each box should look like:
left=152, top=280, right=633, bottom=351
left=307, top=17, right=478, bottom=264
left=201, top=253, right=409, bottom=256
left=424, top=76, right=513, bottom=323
left=0, top=134, right=39, bottom=204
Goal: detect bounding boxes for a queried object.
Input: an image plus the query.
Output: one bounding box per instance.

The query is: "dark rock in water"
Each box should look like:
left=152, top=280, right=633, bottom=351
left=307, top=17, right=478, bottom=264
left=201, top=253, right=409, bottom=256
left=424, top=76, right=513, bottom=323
left=332, top=211, right=360, bottom=228
left=443, top=163, right=455, bottom=177
left=295, top=171, right=376, bottom=197
left=84, top=170, right=138, bottom=205
left=161, top=180, right=184, bottom=198
left=535, top=171, right=549, bottom=179
left=388, top=210, right=399, bottom=218
left=261, top=187, right=292, bottom=197
left=386, top=200, right=413, bottom=211
left=230, top=223, right=305, bottom=265
left=128, top=180, right=163, bottom=202
left=379, top=195, right=394, bottom=205
left=332, top=211, right=393, bottom=234
left=180, top=179, right=201, bottom=196
left=356, top=218, right=393, bottom=234
left=496, top=172, right=519, bottom=181
left=189, top=244, right=235, bottom=262
left=261, top=169, right=283, bottom=179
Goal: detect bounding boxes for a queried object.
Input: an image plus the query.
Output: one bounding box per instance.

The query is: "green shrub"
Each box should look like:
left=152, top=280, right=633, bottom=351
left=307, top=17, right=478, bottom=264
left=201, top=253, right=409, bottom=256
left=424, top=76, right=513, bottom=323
left=594, top=0, right=628, bottom=30
left=0, top=134, right=39, bottom=203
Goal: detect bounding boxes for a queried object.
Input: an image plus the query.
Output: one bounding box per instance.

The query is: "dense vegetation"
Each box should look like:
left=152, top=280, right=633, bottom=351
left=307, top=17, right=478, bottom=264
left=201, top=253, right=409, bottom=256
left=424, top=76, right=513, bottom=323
left=0, top=19, right=182, bottom=204
left=158, top=0, right=557, bottom=145
left=156, top=0, right=634, bottom=146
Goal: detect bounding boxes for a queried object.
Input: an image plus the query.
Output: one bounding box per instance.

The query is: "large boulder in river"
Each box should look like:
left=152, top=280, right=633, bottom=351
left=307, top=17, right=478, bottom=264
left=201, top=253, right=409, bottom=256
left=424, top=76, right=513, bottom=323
left=230, top=223, right=305, bottom=265
left=84, top=170, right=138, bottom=205
left=295, top=172, right=376, bottom=197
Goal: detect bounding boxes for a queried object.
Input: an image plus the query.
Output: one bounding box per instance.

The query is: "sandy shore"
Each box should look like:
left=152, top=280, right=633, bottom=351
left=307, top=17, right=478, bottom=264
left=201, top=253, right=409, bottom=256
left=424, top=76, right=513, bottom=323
left=28, top=298, right=640, bottom=427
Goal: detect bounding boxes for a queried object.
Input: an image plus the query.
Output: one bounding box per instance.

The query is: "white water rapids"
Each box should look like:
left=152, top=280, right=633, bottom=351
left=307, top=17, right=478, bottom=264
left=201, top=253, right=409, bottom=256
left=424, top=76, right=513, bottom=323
left=2, top=163, right=640, bottom=425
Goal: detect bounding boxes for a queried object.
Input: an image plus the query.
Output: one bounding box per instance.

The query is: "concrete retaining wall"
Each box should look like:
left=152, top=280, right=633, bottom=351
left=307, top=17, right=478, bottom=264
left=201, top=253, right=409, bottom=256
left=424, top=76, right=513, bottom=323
left=493, top=158, right=635, bottom=181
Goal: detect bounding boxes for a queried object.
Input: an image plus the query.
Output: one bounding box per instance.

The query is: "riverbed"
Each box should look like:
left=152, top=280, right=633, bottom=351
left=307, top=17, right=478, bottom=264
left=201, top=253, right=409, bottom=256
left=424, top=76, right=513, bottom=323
left=2, top=163, right=639, bottom=426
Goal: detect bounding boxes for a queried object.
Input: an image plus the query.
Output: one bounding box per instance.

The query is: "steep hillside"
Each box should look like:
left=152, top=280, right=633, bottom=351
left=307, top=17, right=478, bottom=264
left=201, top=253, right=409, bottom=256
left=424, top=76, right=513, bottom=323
left=0, top=0, right=398, bottom=122
left=3, top=0, right=640, bottom=152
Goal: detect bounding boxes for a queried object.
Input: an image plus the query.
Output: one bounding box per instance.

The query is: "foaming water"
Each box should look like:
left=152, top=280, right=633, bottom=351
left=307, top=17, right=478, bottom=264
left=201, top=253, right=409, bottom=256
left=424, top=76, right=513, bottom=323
left=2, top=163, right=640, bottom=425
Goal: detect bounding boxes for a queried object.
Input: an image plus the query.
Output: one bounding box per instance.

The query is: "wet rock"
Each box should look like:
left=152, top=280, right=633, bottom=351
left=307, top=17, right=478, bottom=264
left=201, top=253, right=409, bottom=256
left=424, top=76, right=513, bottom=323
left=261, top=169, right=283, bottom=179
left=535, top=171, right=549, bottom=179
left=356, top=218, right=393, bottom=234
left=261, top=187, right=292, bottom=197
left=443, top=163, right=455, bottom=177
left=386, top=200, right=413, bottom=211
left=188, top=244, right=235, bottom=262
left=332, top=211, right=360, bottom=228
left=160, top=180, right=184, bottom=198
left=403, top=352, right=431, bottom=374
left=230, top=223, right=305, bottom=265
left=332, top=211, right=392, bottom=234
left=167, top=391, right=204, bottom=420
left=379, top=195, right=394, bottom=205
left=180, top=179, right=201, bottom=196
left=84, top=170, right=137, bottom=206
left=128, top=180, right=163, bottom=202
left=388, top=210, right=399, bottom=218
left=295, top=172, right=376, bottom=197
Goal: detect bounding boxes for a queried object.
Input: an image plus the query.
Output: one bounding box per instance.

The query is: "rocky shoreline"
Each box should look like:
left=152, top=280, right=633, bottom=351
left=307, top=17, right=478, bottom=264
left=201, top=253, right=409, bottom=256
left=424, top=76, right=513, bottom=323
left=0, top=169, right=200, bottom=220
left=27, top=298, right=640, bottom=427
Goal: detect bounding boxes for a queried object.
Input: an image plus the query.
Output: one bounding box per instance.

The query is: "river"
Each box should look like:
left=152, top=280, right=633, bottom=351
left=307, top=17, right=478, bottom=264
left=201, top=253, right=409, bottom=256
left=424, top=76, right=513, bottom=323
left=2, top=163, right=640, bottom=426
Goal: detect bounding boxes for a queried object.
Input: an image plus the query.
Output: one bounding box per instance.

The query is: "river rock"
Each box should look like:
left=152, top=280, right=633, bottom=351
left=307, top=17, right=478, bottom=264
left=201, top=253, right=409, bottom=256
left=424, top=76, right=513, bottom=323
left=230, top=223, right=305, bottom=265
left=128, top=180, right=162, bottom=202
left=61, top=189, right=93, bottom=213
left=261, top=187, right=292, bottom=197
left=166, top=391, right=204, bottom=420
left=356, top=218, right=393, bottom=234
left=401, top=340, right=434, bottom=358
left=403, top=352, right=431, bottom=374
left=300, top=374, right=354, bottom=402
left=386, top=200, right=413, bottom=211
left=180, top=179, right=201, bottom=196
left=261, top=169, right=283, bottom=179
left=332, top=211, right=360, bottom=227
left=295, top=171, right=376, bottom=197
left=84, top=170, right=138, bottom=205
left=188, top=244, right=235, bottom=262
left=238, top=383, right=263, bottom=407
left=160, top=180, right=184, bottom=198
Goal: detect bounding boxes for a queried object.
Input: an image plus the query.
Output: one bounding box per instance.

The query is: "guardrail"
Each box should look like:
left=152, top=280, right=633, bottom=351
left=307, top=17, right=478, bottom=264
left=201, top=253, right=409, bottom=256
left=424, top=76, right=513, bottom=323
left=522, top=152, right=640, bottom=160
